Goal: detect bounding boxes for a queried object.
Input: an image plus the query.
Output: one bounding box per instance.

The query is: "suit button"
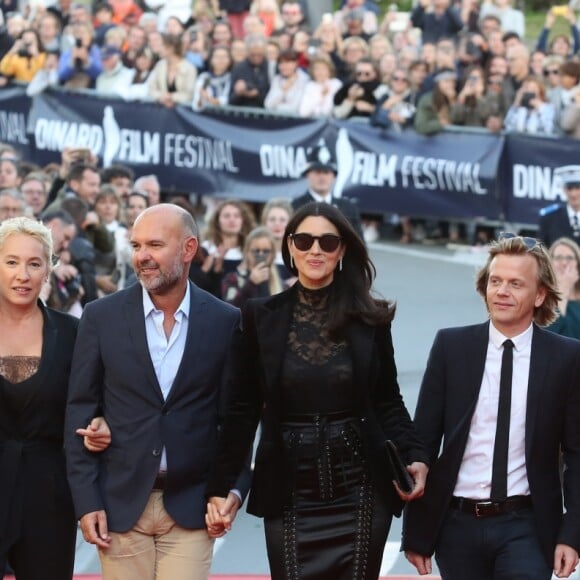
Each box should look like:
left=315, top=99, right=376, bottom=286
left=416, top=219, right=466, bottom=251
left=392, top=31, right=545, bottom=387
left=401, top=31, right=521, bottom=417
left=152, top=449, right=161, bottom=456
left=163, top=409, right=170, bottom=416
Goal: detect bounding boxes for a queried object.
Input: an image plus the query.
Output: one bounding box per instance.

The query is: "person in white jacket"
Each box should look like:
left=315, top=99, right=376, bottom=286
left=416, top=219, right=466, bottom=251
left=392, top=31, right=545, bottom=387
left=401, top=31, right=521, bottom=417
left=264, top=48, right=309, bottom=115
left=299, top=54, right=342, bottom=118
left=95, top=46, right=134, bottom=98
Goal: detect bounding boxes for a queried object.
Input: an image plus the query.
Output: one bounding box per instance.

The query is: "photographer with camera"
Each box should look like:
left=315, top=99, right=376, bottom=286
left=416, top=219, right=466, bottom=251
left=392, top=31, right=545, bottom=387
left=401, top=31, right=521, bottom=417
left=57, top=21, right=102, bottom=89
left=221, top=226, right=283, bottom=308
left=0, top=29, right=46, bottom=83
left=504, top=76, right=556, bottom=135
left=537, top=5, right=580, bottom=59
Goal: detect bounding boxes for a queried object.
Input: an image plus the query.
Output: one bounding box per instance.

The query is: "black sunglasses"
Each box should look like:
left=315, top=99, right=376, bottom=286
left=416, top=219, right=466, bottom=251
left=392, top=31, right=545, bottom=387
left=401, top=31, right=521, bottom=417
left=498, top=232, right=540, bottom=250
left=290, top=233, right=342, bottom=252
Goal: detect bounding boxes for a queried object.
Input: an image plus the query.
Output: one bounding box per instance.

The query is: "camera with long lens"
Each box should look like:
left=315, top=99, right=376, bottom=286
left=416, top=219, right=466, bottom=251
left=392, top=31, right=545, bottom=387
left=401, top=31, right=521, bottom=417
left=74, top=37, right=84, bottom=70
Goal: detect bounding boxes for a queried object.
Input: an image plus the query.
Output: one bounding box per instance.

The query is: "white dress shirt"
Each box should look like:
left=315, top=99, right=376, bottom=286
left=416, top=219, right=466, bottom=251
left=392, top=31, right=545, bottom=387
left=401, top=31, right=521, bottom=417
left=566, top=205, right=580, bottom=230
left=453, top=321, right=532, bottom=499
left=142, top=284, right=190, bottom=472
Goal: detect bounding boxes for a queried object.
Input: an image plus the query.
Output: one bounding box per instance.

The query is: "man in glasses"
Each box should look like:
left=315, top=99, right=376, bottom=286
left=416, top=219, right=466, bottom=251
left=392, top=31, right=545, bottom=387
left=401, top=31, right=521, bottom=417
left=403, top=234, right=580, bottom=580
left=291, top=142, right=363, bottom=240
left=539, top=166, right=580, bottom=248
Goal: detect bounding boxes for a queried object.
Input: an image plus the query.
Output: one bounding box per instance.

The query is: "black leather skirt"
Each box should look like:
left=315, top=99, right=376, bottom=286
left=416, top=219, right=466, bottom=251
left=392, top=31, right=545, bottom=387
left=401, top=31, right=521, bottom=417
left=264, top=413, right=392, bottom=580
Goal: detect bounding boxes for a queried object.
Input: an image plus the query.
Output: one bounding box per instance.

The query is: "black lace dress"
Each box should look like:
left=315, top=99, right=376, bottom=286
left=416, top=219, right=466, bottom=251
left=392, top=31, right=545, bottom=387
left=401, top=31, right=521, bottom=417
left=263, top=284, right=392, bottom=580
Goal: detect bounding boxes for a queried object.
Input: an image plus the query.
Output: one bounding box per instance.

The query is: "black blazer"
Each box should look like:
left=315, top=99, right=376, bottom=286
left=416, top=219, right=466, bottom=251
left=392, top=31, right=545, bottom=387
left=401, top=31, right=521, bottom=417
left=207, top=285, right=428, bottom=518
left=292, top=192, right=364, bottom=241
left=402, top=322, right=580, bottom=567
left=65, top=282, right=251, bottom=532
left=538, top=204, right=577, bottom=248
left=0, top=304, right=78, bottom=553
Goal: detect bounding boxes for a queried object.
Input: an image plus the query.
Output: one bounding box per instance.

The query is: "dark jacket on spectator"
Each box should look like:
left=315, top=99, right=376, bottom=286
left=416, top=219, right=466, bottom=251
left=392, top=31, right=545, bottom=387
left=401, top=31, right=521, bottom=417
left=414, top=91, right=447, bottom=135
left=229, top=59, right=270, bottom=108
left=450, top=95, right=501, bottom=127
left=410, top=5, right=463, bottom=44
left=333, top=79, right=381, bottom=119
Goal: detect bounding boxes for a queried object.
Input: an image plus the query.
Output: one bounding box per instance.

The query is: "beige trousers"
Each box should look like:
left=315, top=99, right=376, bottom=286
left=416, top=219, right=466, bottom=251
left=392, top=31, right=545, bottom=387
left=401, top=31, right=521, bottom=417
left=98, top=490, right=214, bottom=580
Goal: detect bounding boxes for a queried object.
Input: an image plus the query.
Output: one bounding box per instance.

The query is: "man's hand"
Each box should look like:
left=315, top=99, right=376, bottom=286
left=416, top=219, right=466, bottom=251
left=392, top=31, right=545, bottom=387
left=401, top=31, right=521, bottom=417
left=405, top=550, right=432, bottom=575
left=80, top=510, right=111, bottom=548
left=554, top=544, right=579, bottom=578
left=206, top=493, right=241, bottom=538
left=76, top=417, right=111, bottom=452
left=394, top=461, right=428, bottom=501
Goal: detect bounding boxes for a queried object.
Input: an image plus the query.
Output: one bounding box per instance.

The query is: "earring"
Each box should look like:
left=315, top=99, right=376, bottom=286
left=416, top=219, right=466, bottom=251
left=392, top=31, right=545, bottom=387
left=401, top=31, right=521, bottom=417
left=290, top=255, right=294, bottom=269
left=339, top=257, right=343, bottom=271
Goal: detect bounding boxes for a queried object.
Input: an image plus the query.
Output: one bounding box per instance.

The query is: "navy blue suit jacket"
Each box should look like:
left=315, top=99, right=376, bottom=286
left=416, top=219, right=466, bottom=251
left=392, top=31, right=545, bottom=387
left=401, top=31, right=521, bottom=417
left=402, top=322, right=580, bottom=567
left=65, top=282, right=250, bottom=532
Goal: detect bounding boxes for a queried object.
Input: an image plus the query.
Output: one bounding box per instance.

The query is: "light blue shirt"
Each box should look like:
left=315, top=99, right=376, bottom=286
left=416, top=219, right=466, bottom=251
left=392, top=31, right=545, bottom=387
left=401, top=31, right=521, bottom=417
left=142, top=284, right=190, bottom=471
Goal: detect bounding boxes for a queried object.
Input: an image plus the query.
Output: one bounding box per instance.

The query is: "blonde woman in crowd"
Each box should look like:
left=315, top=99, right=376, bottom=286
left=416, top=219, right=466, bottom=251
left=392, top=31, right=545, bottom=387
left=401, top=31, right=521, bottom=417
left=221, top=226, right=283, bottom=307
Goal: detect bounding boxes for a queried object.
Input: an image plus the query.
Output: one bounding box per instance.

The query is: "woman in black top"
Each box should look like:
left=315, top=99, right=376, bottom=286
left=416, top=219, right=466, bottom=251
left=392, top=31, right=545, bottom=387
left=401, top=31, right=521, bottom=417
left=207, top=202, right=429, bottom=579
left=0, top=217, right=109, bottom=579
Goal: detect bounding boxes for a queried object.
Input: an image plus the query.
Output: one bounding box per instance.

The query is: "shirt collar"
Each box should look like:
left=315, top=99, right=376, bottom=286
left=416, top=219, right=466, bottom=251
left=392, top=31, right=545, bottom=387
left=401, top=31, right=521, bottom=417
left=566, top=205, right=580, bottom=220
left=489, top=320, right=533, bottom=352
left=308, top=190, right=332, bottom=203
left=142, top=282, right=191, bottom=320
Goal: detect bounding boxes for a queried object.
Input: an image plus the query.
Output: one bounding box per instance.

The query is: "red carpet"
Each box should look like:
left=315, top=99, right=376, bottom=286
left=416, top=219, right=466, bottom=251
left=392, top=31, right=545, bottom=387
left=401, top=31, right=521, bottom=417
left=6, top=576, right=441, bottom=579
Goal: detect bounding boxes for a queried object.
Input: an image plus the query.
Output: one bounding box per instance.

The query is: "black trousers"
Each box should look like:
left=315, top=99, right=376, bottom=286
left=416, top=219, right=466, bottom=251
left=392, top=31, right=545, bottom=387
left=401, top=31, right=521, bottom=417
left=435, top=507, right=551, bottom=580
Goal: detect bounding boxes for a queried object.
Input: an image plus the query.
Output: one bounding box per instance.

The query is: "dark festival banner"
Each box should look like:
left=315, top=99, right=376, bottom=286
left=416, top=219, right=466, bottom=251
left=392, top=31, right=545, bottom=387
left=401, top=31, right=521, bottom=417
left=13, top=87, right=578, bottom=224
left=0, top=88, right=33, bottom=156
left=502, top=134, right=580, bottom=225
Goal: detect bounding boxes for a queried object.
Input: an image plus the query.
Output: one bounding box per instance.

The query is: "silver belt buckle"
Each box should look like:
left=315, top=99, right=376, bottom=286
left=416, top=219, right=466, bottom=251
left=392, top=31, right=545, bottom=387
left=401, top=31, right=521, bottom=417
left=475, top=501, right=494, bottom=517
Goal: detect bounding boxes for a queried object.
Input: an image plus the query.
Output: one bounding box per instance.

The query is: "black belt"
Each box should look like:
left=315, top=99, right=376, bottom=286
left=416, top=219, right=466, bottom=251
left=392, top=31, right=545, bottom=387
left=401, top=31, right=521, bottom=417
left=152, top=473, right=167, bottom=491
left=450, top=495, right=532, bottom=517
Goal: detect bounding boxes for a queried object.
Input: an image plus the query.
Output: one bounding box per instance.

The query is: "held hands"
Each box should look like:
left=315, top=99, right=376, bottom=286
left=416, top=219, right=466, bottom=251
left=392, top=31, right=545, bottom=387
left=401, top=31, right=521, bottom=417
left=206, top=493, right=242, bottom=538
left=554, top=544, right=579, bottom=578
left=76, top=417, right=112, bottom=452
left=394, top=461, right=428, bottom=501
left=80, top=510, right=111, bottom=548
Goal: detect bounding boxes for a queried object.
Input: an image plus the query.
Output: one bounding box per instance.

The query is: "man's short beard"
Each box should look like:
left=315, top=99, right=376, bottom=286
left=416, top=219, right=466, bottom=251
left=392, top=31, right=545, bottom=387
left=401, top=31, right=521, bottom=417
left=138, top=255, right=184, bottom=293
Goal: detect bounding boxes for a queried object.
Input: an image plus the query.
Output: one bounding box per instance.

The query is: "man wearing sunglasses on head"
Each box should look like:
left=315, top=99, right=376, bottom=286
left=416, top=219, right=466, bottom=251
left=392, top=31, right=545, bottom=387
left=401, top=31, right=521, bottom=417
left=403, top=233, right=580, bottom=580
left=292, top=142, right=364, bottom=240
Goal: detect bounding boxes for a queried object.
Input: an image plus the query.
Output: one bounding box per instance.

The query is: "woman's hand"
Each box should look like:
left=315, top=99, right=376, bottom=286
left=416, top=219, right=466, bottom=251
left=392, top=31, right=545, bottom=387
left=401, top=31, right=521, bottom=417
left=206, top=493, right=241, bottom=538
left=249, top=262, right=270, bottom=285
left=77, top=417, right=112, bottom=452
left=394, top=461, right=428, bottom=501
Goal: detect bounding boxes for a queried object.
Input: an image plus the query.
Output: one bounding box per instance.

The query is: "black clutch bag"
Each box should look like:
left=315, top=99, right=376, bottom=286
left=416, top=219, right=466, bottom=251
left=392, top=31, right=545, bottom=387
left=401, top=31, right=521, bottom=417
left=385, top=440, right=414, bottom=494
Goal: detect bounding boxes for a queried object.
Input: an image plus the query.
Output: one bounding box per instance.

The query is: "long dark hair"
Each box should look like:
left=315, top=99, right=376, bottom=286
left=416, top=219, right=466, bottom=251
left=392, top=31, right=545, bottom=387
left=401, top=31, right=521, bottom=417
left=282, top=202, right=394, bottom=336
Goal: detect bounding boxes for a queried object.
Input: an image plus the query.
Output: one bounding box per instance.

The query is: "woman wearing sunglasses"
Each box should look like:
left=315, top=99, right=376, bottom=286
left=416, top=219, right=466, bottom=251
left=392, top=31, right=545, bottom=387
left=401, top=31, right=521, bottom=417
left=207, top=202, right=429, bottom=579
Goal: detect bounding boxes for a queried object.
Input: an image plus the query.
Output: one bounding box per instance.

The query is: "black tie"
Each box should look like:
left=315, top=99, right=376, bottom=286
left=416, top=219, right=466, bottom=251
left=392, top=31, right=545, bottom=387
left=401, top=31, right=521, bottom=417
left=490, top=339, right=514, bottom=502
left=573, top=214, right=580, bottom=238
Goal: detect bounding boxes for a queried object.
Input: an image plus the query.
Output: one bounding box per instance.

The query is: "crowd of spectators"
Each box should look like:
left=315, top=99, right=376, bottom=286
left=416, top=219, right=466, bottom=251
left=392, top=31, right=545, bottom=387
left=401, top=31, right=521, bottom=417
left=1, top=0, right=580, bottom=249
left=0, top=0, right=577, bottom=137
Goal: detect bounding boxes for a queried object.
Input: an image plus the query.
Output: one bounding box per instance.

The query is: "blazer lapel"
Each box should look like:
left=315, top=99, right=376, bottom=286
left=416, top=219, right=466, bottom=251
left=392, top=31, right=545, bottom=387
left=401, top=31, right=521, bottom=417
left=447, top=323, right=490, bottom=447
left=525, top=325, right=549, bottom=457
left=347, top=320, right=374, bottom=410
left=124, top=284, right=164, bottom=402
left=255, top=288, right=294, bottom=398
left=165, top=282, right=205, bottom=404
